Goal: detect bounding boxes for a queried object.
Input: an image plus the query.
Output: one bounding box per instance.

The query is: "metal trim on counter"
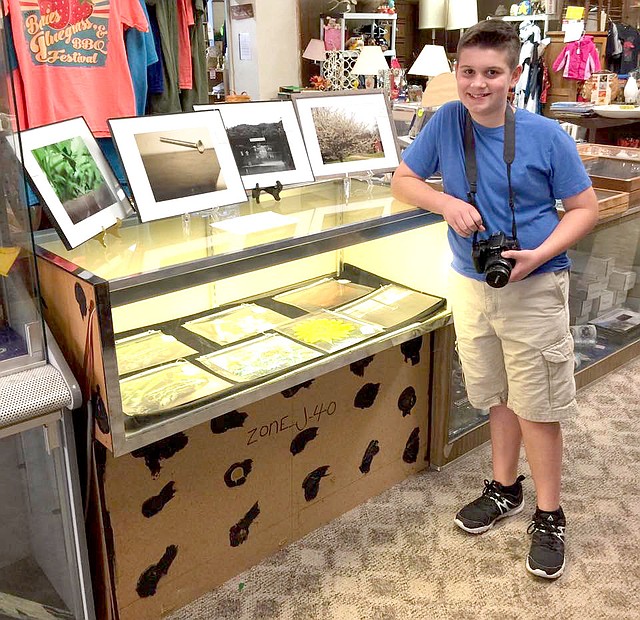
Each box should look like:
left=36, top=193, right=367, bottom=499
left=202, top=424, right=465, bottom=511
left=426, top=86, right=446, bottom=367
left=111, top=308, right=452, bottom=455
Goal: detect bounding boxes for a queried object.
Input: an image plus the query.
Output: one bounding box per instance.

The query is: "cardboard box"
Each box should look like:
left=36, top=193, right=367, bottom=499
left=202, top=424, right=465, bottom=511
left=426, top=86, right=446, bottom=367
left=614, top=290, right=628, bottom=306
left=590, top=290, right=616, bottom=317
left=569, top=297, right=593, bottom=318
left=608, top=269, right=637, bottom=292
left=625, top=296, right=640, bottom=312
left=570, top=275, right=606, bottom=301
left=91, top=339, right=431, bottom=620
left=567, top=250, right=614, bottom=279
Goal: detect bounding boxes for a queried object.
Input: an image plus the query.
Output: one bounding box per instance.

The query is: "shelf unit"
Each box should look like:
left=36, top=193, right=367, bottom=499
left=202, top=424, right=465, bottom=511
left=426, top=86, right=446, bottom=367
left=490, top=13, right=552, bottom=36
left=322, top=12, right=397, bottom=57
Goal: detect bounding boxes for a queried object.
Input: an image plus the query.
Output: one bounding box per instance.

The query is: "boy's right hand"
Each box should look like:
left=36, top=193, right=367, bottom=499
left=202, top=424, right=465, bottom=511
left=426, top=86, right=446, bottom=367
left=442, top=197, right=485, bottom=238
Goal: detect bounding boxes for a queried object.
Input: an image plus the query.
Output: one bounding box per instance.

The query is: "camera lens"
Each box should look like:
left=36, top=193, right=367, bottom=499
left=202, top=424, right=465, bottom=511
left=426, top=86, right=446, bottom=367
left=485, top=260, right=511, bottom=288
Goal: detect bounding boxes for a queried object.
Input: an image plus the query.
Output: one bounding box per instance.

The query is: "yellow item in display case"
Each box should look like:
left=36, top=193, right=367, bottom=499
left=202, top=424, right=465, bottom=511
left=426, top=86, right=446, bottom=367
left=277, top=310, right=383, bottom=353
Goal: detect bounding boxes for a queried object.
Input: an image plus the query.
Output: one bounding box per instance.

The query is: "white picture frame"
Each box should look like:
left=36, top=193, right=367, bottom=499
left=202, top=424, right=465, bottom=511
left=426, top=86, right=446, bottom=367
left=194, top=100, right=314, bottom=190
left=19, top=117, right=132, bottom=250
left=108, top=110, right=247, bottom=223
left=291, top=90, right=400, bottom=179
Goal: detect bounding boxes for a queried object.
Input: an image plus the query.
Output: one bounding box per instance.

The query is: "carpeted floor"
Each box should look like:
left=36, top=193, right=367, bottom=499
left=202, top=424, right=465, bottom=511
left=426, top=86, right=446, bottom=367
left=167, top=357, right=640, bottom=620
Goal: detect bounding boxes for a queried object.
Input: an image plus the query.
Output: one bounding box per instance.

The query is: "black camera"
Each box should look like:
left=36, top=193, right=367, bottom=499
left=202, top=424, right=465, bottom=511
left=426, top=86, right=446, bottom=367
left=472, top=231, right=520, bottom=289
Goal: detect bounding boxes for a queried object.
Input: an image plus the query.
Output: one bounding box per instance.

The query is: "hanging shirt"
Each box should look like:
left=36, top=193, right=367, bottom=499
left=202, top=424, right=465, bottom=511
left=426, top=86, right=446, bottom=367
left=179, top=0, right=208, bottom=112
left=126, top=0, right=158, bottom=115
left=147, top=0, right=181, bottom=113
left=3, top=0, right=149, bottom=136
left=145, top=2, right=164, bottom=96
left=177, top=0, right=194, bottom=89
left=615, top=23, right=640, bottom=74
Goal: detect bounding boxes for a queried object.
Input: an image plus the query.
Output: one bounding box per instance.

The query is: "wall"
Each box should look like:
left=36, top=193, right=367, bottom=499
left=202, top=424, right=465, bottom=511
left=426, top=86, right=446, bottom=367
left=227, top=0, right=301, bottom=100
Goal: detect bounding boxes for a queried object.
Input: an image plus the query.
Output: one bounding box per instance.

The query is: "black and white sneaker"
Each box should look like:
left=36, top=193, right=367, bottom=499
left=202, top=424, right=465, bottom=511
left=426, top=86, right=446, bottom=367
left=526, top=506, right=566, bottom=579
left=454, top=475, right=525, bottom=534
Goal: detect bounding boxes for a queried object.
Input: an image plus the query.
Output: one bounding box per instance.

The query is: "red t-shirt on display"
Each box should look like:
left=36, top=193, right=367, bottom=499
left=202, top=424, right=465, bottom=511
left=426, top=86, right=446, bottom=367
left=4, top=0, right=148, bottom=136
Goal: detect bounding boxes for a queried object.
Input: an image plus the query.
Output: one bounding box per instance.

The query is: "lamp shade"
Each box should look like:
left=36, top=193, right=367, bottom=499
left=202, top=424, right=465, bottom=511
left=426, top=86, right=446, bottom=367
left=419, top=0, right=446, bottom=29
left=303, top=38, right=327, bottom=62
left=408, top=45, right=451, bottom=77
left=351, top=46, right=389, bottom=75
left=446, top=0, right=478, bottom=30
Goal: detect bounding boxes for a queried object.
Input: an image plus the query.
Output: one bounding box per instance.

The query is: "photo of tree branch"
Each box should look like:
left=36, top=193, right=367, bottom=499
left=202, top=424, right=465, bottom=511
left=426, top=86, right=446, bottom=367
left=311, top=106, right=384, bottom=164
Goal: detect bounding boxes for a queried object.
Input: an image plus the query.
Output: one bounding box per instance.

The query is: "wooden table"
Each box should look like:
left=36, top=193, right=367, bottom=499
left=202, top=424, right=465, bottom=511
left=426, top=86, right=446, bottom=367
left=549, top=112, right=640, bottom=143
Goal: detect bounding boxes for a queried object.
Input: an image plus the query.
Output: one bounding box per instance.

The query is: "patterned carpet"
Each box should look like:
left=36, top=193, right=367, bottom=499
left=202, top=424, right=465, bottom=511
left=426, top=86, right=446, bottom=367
left=167, top=357, right=640, bottom=620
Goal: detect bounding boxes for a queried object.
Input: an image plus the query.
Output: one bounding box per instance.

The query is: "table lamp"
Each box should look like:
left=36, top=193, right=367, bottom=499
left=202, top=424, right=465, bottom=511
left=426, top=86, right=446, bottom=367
left=351, top=46, right=389, bottom=89
left=419, top=0, right=446, bottom=44
left=303, top=39, right=327, bottom=63
left=446, top=0, right=478, bottom=31
left=408, top=44, right=451, bottom=86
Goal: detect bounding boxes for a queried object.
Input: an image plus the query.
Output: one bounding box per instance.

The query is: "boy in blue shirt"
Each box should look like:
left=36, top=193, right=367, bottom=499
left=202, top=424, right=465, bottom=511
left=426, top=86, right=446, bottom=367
left=392, top=20, right=598, bottom=578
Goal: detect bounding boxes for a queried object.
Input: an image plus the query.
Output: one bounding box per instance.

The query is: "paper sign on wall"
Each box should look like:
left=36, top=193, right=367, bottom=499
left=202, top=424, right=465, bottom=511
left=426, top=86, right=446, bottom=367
left=239, top=33, right=252, bottom=60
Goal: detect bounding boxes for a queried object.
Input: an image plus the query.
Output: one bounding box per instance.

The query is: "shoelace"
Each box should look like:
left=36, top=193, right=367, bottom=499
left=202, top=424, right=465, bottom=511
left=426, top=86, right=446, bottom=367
left=480, top=480, right=516, bottom=514
left=527, top=517, right=565, bottom=551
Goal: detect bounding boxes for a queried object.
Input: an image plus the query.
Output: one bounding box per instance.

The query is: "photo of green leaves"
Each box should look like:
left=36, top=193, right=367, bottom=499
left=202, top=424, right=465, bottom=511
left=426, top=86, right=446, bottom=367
left=32, top=137, right=116, bottom=224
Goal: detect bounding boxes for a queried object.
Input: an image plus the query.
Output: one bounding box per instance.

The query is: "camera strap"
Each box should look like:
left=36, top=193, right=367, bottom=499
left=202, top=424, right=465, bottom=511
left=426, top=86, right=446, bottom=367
left=464, top=104, right=517, bottom=243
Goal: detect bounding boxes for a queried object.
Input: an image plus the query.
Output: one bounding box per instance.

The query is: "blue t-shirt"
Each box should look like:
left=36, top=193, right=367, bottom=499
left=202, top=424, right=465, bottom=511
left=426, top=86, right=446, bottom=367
left=402, top=101, right=592, bottom=281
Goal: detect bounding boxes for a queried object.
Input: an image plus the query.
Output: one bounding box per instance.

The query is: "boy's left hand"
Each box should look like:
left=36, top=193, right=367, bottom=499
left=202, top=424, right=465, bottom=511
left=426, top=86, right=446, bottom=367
left=501, top=249, right=541, bottom=282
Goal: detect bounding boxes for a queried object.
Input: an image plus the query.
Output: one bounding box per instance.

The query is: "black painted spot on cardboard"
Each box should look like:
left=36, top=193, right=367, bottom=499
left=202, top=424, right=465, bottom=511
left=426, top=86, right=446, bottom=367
left=290, top=427, right=319, bottom=455
left=398, top=386, right=417, bottom=417
left=350, top=355, right=374, bottom=377
left=403, top=428, right=420, bottom=463
left=132, top=432, right=189, bottom=478
left=142, top=481, right=176, bottom=518
left=302, top=465, right=330, bottom=501
left=281, top=379, right=314, bottom=399
left=229, top=501, right=260, bottom=547
left=354, top=382, right=381, bottom=409
left=92, top=385, right=109, bottom=434
left=224, top=459, right=253, bottom=488
left=401, top=336, right=423, bottom=365
left=74, top=283, right=87, bottom=318
left=136, top=545, right=178, bottom=598
left=210, top=410, right=248, bottom=434
left=359, top=440, right=380, bottom=474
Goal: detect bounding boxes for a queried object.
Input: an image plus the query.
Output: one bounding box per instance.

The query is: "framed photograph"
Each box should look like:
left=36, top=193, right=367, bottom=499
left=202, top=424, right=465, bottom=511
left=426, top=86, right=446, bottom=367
left=291, top=90, right=400, bottom=179
left=194, top=100, right=314, bottom=190
left=108, top=110, right=247, bottom=223
left=19, top=117, right=131, bottom=250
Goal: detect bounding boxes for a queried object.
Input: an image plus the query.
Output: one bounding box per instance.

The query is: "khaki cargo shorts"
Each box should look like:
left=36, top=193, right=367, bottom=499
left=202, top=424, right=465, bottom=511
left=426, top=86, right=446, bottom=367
left=449, top=269, right=578, bottom=423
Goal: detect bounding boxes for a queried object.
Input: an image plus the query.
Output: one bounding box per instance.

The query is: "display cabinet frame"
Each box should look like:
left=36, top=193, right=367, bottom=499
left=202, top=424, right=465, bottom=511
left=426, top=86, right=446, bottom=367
left=35, top=181, right=450, bottom=456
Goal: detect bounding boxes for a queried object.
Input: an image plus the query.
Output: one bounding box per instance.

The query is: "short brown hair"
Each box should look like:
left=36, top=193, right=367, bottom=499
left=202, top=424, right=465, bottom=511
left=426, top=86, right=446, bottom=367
left=457, top=20, right=520, bottom=70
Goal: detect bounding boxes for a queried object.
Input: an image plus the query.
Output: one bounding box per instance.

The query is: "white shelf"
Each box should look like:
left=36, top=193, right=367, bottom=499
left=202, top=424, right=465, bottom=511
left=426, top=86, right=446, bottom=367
left=338, top=12, right=397, bottom=20
left=499, top=14, right=550, bottom=21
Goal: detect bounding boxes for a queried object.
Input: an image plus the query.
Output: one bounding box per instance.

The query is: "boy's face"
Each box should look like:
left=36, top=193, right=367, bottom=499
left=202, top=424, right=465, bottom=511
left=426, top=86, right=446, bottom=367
left=455, top=45, right=521, bottom=126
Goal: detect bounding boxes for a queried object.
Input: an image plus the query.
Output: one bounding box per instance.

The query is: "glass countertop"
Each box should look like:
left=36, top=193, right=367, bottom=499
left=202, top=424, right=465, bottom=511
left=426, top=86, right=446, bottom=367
left=35, top=179, right=418, bottom=282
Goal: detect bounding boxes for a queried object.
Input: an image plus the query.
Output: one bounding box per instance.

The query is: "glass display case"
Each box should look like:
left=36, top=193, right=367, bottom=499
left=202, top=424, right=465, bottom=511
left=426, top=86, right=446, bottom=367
left=34, top=179, right=451, bottom=456
left=430, top=207, right=640, bottom=468
left=0, top=11, right=46, bottom=377
left=0, top=411, right=94, bottom=620
left=0, top=6, right=94, bottom=618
